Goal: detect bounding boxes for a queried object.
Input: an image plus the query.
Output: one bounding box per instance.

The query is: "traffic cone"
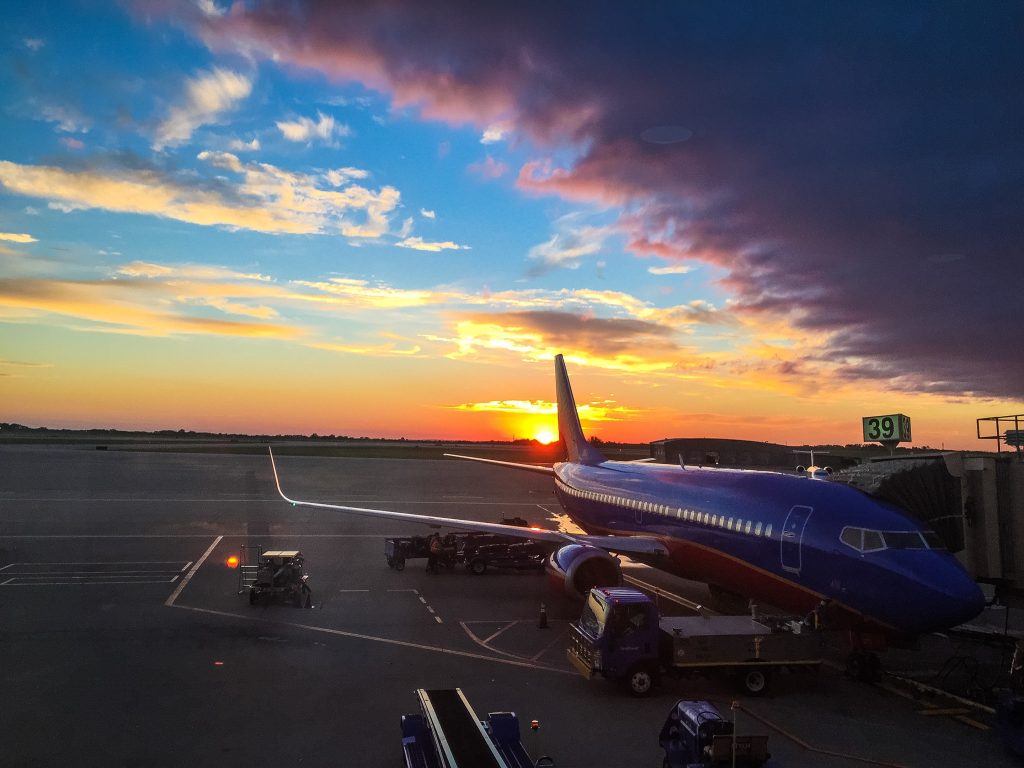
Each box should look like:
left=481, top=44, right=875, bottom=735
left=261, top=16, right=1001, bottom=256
left=538, top=602, right=549, bottom=629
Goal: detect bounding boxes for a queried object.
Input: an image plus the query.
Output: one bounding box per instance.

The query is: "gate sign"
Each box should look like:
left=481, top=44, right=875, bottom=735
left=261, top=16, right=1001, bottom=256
left=862, top=413, right=911, bottom=444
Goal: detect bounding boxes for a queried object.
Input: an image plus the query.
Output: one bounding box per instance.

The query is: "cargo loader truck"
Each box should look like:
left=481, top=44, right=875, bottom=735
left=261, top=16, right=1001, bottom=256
left=567, top=587, right=823, bottom=697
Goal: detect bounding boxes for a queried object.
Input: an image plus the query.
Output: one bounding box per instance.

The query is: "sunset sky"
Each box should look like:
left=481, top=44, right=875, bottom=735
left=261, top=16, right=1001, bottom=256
left=1, top=2, right=1021, bottom=449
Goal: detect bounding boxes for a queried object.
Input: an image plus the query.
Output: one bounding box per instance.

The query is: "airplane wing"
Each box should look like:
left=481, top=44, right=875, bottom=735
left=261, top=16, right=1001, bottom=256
left=443, top=453, right=555, bottom=475
left=269, top=448, right=667, bottom=558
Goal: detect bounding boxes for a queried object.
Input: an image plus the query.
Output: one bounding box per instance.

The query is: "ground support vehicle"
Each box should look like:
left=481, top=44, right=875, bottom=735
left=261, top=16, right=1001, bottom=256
left=386, top=536, right=433, bottom=571
left=659, top=700, right=776, bottom=767
left=385, top=531, right=550, bottom=575
left=567, top=587, right=823, bottom=696
left=400, top=688, right=553, bottom=768
left=241, top=549, right=312, bottom=608
left=457, top=533, right=550, bottom=575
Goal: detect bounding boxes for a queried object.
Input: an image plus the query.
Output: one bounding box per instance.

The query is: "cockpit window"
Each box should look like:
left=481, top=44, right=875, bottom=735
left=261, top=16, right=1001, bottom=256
left=840, top=526, right=936, bottom=552
left=840, top=527, right=862, bottom=550
left=880, top=531, right=927, bottom=549
left=861, top=530, right=885, bottom=552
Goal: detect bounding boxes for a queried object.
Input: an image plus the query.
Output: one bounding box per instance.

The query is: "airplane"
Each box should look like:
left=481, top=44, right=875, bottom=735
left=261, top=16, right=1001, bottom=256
left=794, top=449, right=832, bottom=479
left=269, top=354, right=985, bottom=647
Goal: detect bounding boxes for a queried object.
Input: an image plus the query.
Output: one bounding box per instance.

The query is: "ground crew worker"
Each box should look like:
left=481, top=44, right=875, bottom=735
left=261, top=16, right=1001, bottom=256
left=427, top=533, right=442, bottom=573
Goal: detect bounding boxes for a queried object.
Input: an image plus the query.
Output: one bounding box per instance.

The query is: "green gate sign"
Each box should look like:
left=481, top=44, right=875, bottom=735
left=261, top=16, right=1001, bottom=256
left=862, top=413, right=911, bottom=444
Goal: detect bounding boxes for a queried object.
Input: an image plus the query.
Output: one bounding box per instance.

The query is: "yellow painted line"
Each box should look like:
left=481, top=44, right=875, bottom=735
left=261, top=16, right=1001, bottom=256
left=953, top=716, right=990, bottom=731
left=738, top=704, right=909, bottom=768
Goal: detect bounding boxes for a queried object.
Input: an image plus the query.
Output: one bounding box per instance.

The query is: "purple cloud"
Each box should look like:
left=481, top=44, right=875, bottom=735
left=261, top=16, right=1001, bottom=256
left=156, top=1, right=1024, bottom=398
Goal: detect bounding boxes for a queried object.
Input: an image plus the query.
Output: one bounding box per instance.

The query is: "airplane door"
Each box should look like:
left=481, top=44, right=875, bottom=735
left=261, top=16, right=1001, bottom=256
left=780, top=505, right=813, bottom=574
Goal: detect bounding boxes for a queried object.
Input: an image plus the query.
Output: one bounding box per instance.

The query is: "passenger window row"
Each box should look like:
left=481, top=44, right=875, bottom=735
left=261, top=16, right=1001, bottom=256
left=555, top=479, right=774, bottom=539
left=839, top=526, right=945, bottom=553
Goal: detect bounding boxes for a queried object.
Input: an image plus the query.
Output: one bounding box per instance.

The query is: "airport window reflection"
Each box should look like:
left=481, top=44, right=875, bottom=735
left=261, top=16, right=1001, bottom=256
left=754, top=522, right=763, bottom=535
left=765, top=524, right=773, bottom=537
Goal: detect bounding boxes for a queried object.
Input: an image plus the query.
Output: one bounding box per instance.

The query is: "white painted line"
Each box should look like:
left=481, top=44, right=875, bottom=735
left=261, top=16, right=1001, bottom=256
left=7, top=561, right=191, bottom=565
left=3, top=579, right=176, bottom=586
left=180, top=561, right=193, bottom=572
left=459, top=622, right=537, bottom=662
left=170, top=604, right=573, bottom=674
left=530, top=627, right=569, bottom=662
left=11, top=574, right=184, bottom=580
left=171, top=575, right=180, bottom=583
left=426, top=606, right=435, bottom=614
left=386, top=589, right=418, bottom=593
left=336, top=589, right=370, bottom=592
left=482, top=621, right=517, bottom=645
left=0, top=563, right=19, bottom=571
left=4, top=570, right=188, bottom=575
left=434, top=616, right=443, bottom=624
left=418, top=596, right=427, bottom=604
left=164, top=536, right=223, bottom=607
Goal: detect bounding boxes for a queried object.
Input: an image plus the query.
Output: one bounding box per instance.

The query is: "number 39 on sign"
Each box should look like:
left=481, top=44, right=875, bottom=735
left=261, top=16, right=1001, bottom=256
left=862, top=413, right=911, bottom=443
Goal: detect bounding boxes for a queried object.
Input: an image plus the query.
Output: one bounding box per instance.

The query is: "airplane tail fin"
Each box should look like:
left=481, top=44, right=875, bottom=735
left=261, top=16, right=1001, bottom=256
left=555, top=354, right=606, bottom=465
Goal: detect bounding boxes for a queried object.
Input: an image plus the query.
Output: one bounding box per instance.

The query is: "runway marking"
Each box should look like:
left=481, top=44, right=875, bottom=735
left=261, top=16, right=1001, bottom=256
left=0, top=563, right=16, bottom=571
left=483, top=622, right=516, bottom=645
left=434, top=616, right=442, bottom=624
left=170, top=603, right=573, bottom=674
left=530, top=627, right=569, bottom=662
left=4, top=569, right=186, bottom=575
left=3, top=577, right=177, bottom=586
left=171, top=575, right=180, bottom=583
left=164, top=536, right=223, bottom=608
left=337, top=589, right=370, bottom=592
left=180, top=561, right=193, bottom=571
left=460, top=621, right=541, bottom=662
left=3, top=561, right=192, bottom=569
left=737, top=703, right=909, bottom=768
left=0, top=561, right=194, bottom=587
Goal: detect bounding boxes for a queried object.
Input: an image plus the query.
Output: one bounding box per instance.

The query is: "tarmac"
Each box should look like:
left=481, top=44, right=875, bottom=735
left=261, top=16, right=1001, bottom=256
left=1, top=444, right=1020, bottom=767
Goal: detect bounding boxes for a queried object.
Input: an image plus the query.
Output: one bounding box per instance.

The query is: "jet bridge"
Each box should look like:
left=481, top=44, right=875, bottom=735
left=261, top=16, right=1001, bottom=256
left=833, top=452, right=1024, bottom=589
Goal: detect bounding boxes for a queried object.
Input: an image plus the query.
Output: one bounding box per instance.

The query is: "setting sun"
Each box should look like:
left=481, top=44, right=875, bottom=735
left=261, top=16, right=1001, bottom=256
left=534, top=428, right=557, bottom=445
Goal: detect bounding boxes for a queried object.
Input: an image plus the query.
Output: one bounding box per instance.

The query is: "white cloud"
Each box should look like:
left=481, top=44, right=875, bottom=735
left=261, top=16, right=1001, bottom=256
left=648, top=264, right=693, bottom=275
left=0, top=155, right=401, bottom=238
left=154, top=68, right=252, bottom=150
left=0, top=232, right=37, bottom=244
left=40, top=104, right=90, bottom=133
left=420, top=208, right=436, bottom=219
left=527, top=215, right=612, bottom=274
left=325, top=167, right=370, bottom=186
left=196, top=0, right=225, bottom=17
left=276, top=112, right=350, bottom=145
left=395, top=237, right=471, bottom=252
left=480, top=122, right=509, bottom=144
left=24, top=38, right=45, bottom=51
left=227, top=137, right=261, bottom=152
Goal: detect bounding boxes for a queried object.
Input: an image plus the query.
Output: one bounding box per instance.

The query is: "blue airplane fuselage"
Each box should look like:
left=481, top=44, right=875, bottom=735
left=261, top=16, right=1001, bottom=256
left=552, top=459, right=984, bottom=636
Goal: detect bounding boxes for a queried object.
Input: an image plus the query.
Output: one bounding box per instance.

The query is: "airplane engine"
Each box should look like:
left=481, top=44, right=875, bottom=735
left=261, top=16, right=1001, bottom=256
left=545, top=543, right=621, bottom=599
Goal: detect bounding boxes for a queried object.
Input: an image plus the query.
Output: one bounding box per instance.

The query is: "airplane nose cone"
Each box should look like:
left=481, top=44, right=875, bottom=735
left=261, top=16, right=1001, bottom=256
left=920, top=564, right=985, bottom=632
left=945, top=576, right=986, bottom=628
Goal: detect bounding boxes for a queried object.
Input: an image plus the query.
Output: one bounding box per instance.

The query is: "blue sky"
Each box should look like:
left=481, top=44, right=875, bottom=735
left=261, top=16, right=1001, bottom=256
left=1, top=2, right=1021, bottom=449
